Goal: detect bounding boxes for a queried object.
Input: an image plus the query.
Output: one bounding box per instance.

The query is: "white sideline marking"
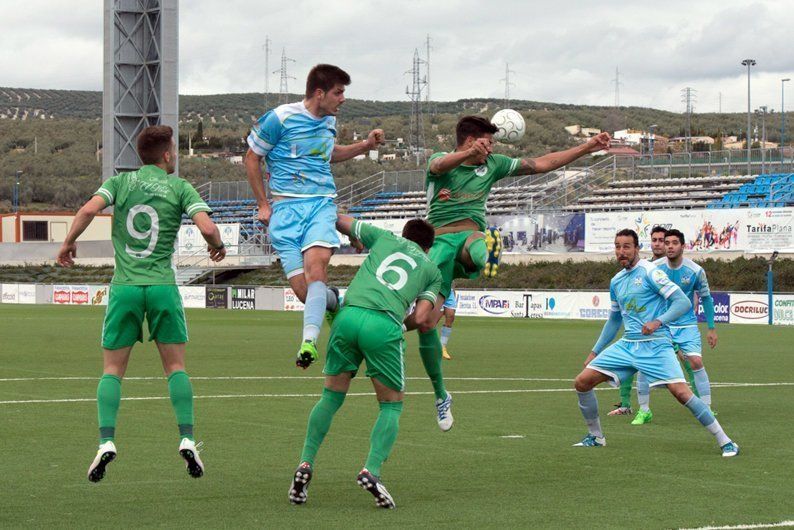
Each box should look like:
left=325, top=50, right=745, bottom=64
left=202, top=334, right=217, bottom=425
left=680, top=521, right=794, bottom=530
left=0, top=376, right=574, bottom=382
left=499, top=435, right=525, bottom=439
left=0, top=382, right=790, bottom=405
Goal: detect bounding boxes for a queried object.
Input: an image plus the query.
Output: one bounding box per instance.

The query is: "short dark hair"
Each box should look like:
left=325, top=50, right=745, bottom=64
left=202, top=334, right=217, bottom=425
left=305, top=64, right=351, bottom=98
left=402, top=218, right=435, bottom=251
left=615, top=228, right=639, bottom=246
left=137, top=125, right=173, bottom=165
left=456, top=116, right=498, bottom=146
left=665, top=228, right=686, bottom=245
left=650, top=226, right=668, bottom=237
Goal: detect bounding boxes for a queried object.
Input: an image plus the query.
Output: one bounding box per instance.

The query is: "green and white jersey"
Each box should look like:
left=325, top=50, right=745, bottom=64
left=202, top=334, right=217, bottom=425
left=94, top=165, right=211, bottom=285
left=425, top=152, right=521, bottom=231
left=344, top=220, right=442, bottom=324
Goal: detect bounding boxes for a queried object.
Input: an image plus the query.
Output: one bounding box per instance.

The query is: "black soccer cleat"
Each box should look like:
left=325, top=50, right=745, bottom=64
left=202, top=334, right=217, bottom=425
left=357, top=468, right=396, bottom=509
left=289, top=463, right=313, bottom=505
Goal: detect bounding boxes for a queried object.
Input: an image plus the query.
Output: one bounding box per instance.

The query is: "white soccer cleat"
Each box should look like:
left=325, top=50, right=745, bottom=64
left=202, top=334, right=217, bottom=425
left=721, top=441, right=740, bottom=458
left=87, top=440, right=117, bottom=483
left=179, top=438, right=205, bottom=478
left=436, top=392, right=453, bottom=431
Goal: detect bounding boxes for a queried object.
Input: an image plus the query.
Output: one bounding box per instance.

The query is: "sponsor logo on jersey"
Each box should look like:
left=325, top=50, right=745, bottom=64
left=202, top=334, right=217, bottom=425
left=438, top=188, right=451, bottom=201
left=474, top=165, right=488, bottom=177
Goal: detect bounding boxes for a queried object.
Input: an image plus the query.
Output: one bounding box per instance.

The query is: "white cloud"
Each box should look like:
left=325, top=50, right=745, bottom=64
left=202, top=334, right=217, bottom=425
left=0, top=0, right=792, bottom=112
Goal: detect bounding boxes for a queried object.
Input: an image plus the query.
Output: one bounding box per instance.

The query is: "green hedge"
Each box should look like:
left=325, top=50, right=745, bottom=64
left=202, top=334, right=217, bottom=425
left=2, top=258, right=791, bottom=292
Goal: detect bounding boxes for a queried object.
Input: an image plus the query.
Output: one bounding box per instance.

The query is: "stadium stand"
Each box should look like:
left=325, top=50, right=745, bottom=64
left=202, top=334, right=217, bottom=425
left=708, top=173, right=794, bottom=209
left=181, top=198, right=261, bottom=240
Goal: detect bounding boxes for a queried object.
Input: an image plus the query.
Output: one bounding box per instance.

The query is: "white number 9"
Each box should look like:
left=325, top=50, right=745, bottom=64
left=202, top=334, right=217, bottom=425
left=376, top=252, right=417, bottom=291
left=125, top=205, right=160, bottom=259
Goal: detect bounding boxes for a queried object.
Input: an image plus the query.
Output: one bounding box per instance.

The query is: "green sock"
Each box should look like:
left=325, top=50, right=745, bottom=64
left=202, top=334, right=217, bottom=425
left=619, top=375, right=633, bottom=408
left=97, top=374, right=122, bottom=443
left=168, top=370, right=195, bottom=440
left=468, top=237, right=488, bottom=270
left=299, top=388, right=346, bottom=466
left=419, top=329, right=447, bottom=400
left=682, top=358, right=699, bottom=397
left=364, top=401, right=403, bottom=478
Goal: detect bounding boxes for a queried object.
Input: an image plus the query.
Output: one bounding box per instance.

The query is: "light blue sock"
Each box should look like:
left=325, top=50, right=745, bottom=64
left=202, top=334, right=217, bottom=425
left=577, top=390, right=603, bottom=438
left=440, top=326, right=452, bottom=346
left=692, top=368, right=712, bottom=406
left=637, top=372, right=650, bottom=412
left=685, top=395, right=730, bottom=446
left=303, top=281, right=327, bottom=343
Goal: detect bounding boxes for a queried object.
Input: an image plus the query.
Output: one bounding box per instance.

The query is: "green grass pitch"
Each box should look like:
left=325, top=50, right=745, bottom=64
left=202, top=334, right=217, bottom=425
left=2, top=305, right=793, bottom=529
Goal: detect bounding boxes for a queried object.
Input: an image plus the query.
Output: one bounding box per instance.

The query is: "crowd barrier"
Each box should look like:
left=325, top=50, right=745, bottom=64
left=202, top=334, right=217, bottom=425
left=2, top=283, right=792, bottom=326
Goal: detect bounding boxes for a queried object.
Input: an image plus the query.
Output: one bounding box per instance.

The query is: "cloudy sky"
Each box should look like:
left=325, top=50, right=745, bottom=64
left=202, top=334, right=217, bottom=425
left=1, top=0, right=793, bottom=113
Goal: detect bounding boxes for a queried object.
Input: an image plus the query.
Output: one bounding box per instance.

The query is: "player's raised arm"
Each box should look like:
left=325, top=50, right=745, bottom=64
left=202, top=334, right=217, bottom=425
left=331, top=129, right=384, bottom=163
left=56, top=195, right=107, bottom=267
left=428, top=138, right=490, bottom=176
left=513, top=132, right=612, bottom=176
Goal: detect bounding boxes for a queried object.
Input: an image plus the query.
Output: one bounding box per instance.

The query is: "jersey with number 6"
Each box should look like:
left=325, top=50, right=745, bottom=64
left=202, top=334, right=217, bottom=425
left=344, top=220, right=443, bottom=324
left=94, top=165, right=212, bottom=285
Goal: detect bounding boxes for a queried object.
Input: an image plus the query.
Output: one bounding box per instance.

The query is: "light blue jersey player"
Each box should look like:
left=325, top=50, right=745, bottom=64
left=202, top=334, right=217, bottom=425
left=440, top=289, right=459, bottom=359
left=245, top=64, right=384, bottom=366
left=634, top=228, right=718, bottom=423
left=572, top=229, right=738, bottom=457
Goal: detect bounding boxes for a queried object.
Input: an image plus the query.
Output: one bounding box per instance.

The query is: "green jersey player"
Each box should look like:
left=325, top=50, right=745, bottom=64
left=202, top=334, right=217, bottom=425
left=56, top=126, right=226, bottom=483
left=289, top=215, right=442, bottom=509
left=419, top=116, right=611, bottom=429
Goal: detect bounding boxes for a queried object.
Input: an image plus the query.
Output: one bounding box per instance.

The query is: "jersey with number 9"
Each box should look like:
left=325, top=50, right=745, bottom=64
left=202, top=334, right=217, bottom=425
left=94, top=165, right=212, bottom=285
left=343, top=220, right=442, bottom=324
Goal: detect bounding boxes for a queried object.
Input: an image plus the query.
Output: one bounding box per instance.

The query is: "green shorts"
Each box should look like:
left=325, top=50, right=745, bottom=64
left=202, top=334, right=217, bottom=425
left=101, top=284, right=188, bottom=350
left=324, top=306, right=405, bottom=391
left=429, top=230, right=483, bottom=298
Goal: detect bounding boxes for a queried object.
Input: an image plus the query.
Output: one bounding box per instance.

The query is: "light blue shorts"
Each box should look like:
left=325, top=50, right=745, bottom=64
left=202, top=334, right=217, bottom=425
left=588, top=338, right=686, bottom=388
left=442, top=290, right=459, bottom=310
left=269, top=196, right=340, bottom=278
left=669, top=325, right=702, bottom=356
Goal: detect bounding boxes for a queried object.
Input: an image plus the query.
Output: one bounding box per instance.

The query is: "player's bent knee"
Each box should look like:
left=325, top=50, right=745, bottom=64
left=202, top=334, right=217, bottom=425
left=574, top=374, right=594, bottom=392
left=667, top=382, right=693, bottom=404
left=687, top=355, right=704, bottom=369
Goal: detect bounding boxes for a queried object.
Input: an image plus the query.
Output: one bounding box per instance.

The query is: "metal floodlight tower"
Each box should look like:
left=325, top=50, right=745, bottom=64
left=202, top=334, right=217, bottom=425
left=741, top=59, right=756, bottom=176
left=103, top=0, right=179, bottom=181
left=406, top=48, right=427, bottom=166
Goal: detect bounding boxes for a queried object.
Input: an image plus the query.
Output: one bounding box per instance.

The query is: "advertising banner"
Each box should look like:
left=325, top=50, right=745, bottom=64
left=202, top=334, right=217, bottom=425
left=571, top=291, right=613, bottom=320
left=52, top=285, right=89, bottom=305
left=772, top=294, right=794, bottom=326
left=698, top=292, right=730, bottom=324
left=89, top=285, right=109, bottom=306
left=178, top=223, right=240, bottom=256
left=17, top=284, right=36, bottom=304
left=283, top=288, right=304, bottom=311
left=585, top=207, right=794, bottom=253
left=231, top=287, right=256, bottom=310
left=178, top=286, right=206, bottom=309
left=1, top=283, right=18, bottom=303
left=728, top=293, right=769, bottom=325
left=206, top=287, right=228, bottom=309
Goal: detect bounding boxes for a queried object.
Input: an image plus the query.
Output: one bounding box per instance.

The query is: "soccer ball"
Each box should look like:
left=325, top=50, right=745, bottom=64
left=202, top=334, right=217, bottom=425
left=491, top=109, right=526, bottom=144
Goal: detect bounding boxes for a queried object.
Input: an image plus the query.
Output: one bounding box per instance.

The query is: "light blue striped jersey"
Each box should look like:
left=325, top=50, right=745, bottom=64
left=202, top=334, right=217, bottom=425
left=654, top=257, right=710, bottom=326
left=609, top=259, right=681, bottom=340
left=246, top=101, right=337, bottom=198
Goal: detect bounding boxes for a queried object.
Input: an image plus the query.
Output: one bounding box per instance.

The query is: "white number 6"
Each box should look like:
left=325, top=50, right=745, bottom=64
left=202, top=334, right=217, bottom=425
left=376, top=252, right=417, bottom=291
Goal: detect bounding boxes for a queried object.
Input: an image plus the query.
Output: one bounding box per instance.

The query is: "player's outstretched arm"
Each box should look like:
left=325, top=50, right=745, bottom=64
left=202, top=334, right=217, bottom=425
left=429, top=139, right=489, bottom=175
left=404, top=299, right=437, bottom=333
left=591, top=309, right=623, bottom=356
left=514, top=132, right=612, bottom=176
left=56, top=195, right=106, bottom=267
left=642, top=288, right=692, bottom=335
left=331, top=129, right=384, bottom=163
left=193, top=212, right=226, bottom=262
left=244, top=148, right=272, bottom=226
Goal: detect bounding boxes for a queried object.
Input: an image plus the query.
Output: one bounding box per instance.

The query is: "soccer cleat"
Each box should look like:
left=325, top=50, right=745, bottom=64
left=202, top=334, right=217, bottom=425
left=87, top=441, right=117, bottom=483
left=442, top=346, right=452, bottom=360
left=483, top=228, right=502, bottom=278
left=179, top=438, right=204, bottom=478
left=435, top=392, right=453, bottom=431
left=573, top=434, right=606, bottom=447
left=324, top=287, right=341, bottom=326
left=631, top=409, right=653, bottom=425
left=288, top=462, right=313, bottom=505
left=721, top=441, right=740, bottom=458
left=357, top=468, right=395, bottom=509
left=607, top=405, right=633, bottom=416
left=295, top=340, right=319, bottom=369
